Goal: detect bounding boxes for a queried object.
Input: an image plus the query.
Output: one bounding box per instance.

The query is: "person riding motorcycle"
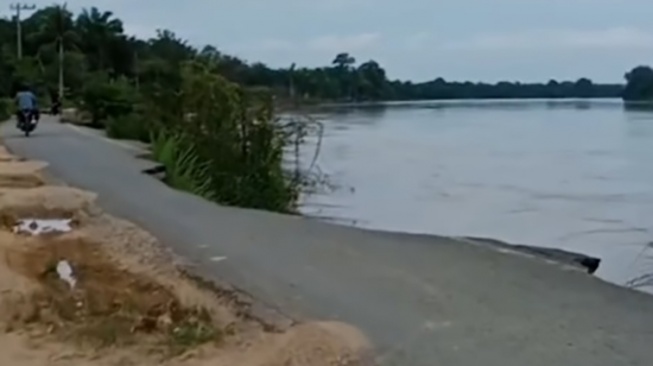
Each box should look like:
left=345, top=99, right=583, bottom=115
left=50, top=92, right=61, bottom=115
left=14, top=85, right=40, bottom=128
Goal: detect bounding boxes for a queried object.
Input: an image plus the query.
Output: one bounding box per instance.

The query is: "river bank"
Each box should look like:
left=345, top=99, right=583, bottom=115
left=298, top=99, right=653, bottom=293
left=0, top=138, right=372, bottom=365
left=4, top=117, right=653, bottom=366
left=57, top=113, right=604, bottom=277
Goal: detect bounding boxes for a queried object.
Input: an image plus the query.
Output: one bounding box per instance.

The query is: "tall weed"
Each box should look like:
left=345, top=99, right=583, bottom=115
left=150, top=130, right=216, bottom=200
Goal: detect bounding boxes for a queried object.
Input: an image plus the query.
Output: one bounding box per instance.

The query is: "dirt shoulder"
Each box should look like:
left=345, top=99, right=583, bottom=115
left=0, top=144, right=373, bottom=366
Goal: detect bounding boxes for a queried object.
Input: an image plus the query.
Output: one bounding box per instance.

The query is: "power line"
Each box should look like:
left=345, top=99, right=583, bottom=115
left=9, top=3, right=36, bottom=60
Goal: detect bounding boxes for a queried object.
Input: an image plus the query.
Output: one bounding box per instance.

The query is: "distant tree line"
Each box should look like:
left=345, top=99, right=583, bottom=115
left=199, top=52, right=626, bottom=101
left=1, top=4, right=651, bottom=212
left=0, top=6, right=630, bottom=105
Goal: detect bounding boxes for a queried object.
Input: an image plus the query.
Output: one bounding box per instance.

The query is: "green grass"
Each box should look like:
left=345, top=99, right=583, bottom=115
left=150, top=130, right=217, bottom=200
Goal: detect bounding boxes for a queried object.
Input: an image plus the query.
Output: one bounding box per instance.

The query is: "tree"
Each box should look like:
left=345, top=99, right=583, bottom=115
left=574, top=78, right=594, bottom=98
left=332, top=52, right=356, bottom=70
left=27, top=5, right=79, bottom=99
left=76, top=7, right=123, bottom=71
left=0, top=3, right=634, bottom=215
left=356, top=60, right=388, bottom=100
left=0, top=4, right=627, bottom=106
left=623, top=66, right=653, bottom=101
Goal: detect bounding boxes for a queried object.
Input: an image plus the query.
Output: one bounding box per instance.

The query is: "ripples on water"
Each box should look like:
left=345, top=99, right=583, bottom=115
left=297, top=99, right=653, bottom=292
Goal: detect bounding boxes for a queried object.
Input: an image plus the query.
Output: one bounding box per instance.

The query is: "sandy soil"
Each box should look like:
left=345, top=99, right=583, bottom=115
left=0, top=161, right=47, bottom=188
left=0, top=144, right=374, bottom=366
left=0, top=145, right=19, bottom=162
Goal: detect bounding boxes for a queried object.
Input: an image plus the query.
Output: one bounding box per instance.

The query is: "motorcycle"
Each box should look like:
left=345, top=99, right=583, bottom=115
left=50, top=101, right=61, bottom=115
left=17, top=109, right=37, bottom=137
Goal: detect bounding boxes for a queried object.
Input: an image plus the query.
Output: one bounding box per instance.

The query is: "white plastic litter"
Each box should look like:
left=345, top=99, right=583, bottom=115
left=56, top=260, right=76, bottom=289
left=13, top=219, right=73, bottom=235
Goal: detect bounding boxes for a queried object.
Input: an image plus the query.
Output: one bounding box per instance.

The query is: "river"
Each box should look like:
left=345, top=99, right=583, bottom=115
left=296, top=99, right=653, bottom=292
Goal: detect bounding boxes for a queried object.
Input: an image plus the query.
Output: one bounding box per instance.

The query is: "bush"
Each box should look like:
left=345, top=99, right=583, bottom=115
left=150, top=129, right=216, bottom=199
left=0, top=98, right=11, bottom=122
left=75, top=61, right=301, bottom=213
left=175, top=61, right=297, bottom=212
left=80, top=73, right=137, bottom=127
left=106, top=112, right=151, bottom=142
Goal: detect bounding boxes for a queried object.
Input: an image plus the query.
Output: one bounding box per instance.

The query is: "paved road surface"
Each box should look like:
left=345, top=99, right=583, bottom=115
left=2, top=117, right=653, bottom=366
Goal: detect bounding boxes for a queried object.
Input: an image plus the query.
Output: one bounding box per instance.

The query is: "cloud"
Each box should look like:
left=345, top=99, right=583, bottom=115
left=258, top=39, right=295, bottom=51
left=230, top=33, right=381, bottom=56
left=443, top=27, right=653, bottom=51
left=404, top=32, right=432, bottom=50
left=307, top=33, right=380, bottom=53
left=122, top=24, right=159, bottom=39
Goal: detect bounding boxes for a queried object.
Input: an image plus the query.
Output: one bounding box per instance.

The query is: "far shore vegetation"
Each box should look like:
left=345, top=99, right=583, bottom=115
left=2, top=5, right=653, bottom=212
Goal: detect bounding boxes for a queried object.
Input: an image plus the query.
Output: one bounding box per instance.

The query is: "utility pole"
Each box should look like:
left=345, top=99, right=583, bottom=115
left=57, top=3, right=67, bottom=101
left=134, top=50, right=140, bottom=90
left=289, top=63, right=296, bottom=100
left=9, top=3, right=36, bottom=60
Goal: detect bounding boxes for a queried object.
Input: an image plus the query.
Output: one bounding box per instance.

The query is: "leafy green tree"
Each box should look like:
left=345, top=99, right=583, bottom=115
left=0, top=3, right=639, bottom=212
left=623, top=66, right=653, bottom=101
left=356, top=60, right=388, bottom=100
left=332, top=52, right=356, bottom=70
left=75, top=7, right=123, bottom=71
left=80, top=72, right=137, bottom=126
left=0, top=6, right=629, bottom=105
left=27, top=5, right=80, bottom=99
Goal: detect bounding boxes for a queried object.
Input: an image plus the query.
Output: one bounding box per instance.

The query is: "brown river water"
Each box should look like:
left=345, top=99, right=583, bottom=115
left=297, top=99, right=653, bottom=292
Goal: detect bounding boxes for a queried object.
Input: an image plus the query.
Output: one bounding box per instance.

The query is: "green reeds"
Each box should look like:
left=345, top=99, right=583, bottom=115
left=150, top=129, right=217, bottom=200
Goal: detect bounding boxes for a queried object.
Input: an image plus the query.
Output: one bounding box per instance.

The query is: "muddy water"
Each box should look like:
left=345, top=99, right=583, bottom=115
left=298, top=99, right=653, bottom=292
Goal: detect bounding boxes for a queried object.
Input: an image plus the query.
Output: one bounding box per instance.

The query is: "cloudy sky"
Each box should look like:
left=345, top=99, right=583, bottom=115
left=15, top=0, right=653, bottom=83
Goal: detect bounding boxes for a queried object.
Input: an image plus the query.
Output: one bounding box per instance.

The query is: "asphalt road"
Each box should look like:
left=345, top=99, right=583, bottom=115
left=2, top=117, right=653, bottom=366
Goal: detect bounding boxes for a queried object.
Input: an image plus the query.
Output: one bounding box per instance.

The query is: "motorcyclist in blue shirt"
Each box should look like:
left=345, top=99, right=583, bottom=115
left=15, top=85, right=40, bottom=128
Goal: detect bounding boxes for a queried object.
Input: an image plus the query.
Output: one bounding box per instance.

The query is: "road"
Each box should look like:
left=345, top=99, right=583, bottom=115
left=2, top=117, right=653, bottom=366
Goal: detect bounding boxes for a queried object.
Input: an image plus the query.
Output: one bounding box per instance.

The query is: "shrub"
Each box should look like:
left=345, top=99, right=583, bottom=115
left=150, top=129, right=216, bottom=199
left=106, top=112, right=151, bottom=142
left=176, top=61, right=296, bottom=212
left=80, top=73, right=137, bottom=127
left=0, top=98, right=11, bottom=122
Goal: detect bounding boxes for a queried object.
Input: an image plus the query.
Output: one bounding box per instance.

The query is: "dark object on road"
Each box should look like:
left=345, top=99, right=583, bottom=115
left=50, top=91, right=61, bottom=116
left=50, top=100, right=61, bottom=115
left=576, top=257, right=601, bottom=274
left=142, top=164, right=167, bottom=181
left=466, top=236, right=602, bottom=274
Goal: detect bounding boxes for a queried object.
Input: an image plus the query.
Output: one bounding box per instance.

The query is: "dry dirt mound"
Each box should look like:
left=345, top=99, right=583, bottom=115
left=0, top=146, right=375, bottom=366
left=0, top=161, right=47, bottom=188
left=0, top=186, right=97, bottom=228
left=0, top=234, right=222, bottom=355
left=0, top=146, right=20, bottom=162
left=0, top=228, right=375, bottom=366
left=237, top=321, right=374, bottom=366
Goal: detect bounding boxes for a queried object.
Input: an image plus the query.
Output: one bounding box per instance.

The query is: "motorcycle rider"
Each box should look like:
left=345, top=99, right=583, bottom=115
left=50, top=91, right=61, bottom=115
left=14, top=85, right=40, bottom=128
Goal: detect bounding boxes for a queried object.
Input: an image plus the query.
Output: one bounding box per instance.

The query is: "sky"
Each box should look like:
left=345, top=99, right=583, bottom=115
left=12, top=0, right=653, bottom=83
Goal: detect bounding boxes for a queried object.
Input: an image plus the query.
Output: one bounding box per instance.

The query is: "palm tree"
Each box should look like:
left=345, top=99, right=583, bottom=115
left=76, top=7, right=123, bottom=71
left=332, top=52, right=356, bottom=70
left=27, top=4, right=78, bottom=100
left=331, top=53, right=357, bottom=100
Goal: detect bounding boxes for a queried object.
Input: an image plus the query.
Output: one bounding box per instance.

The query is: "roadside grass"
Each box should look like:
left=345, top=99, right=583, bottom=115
left=106, top=113, right=151, bottom=143
left=150, top=129, right=217, bottom=201
left=0, top=98, right=11, bottom=122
